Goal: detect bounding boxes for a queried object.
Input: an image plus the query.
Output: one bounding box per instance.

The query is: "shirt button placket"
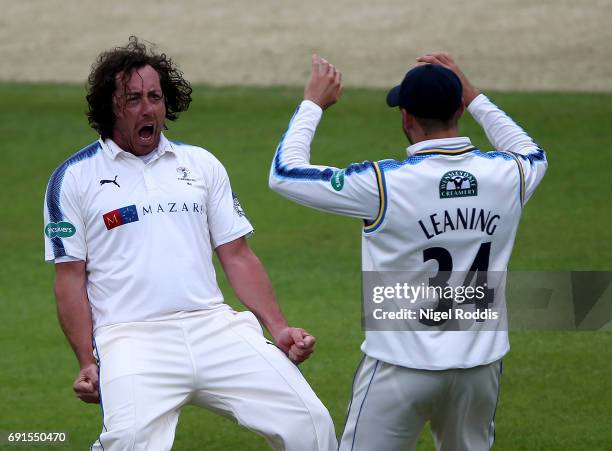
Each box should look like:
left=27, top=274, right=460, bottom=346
left=143, top=161, right=156, bottom=191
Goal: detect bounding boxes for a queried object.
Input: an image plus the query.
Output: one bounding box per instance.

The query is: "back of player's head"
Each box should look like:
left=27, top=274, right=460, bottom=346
left=386, top=64, right=463, bottom=125
left=86, top=36, right=192, bottom=139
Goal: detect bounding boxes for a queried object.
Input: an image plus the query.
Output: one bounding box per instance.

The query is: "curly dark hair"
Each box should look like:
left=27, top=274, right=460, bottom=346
left=86, top=36, right=192, bottom=138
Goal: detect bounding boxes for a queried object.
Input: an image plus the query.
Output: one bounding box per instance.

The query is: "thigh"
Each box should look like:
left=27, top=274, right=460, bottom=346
left=187, top=310, right=336, bottom=451
left=339, top=356, right=443, bottom=451
left=430, top=360, right=502, bottom=451
left=92, top=322, right=192, bottom=451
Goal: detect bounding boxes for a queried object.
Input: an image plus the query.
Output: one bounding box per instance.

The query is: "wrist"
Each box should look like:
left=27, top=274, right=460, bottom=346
left=303, top=97, right=324, bottom=110
left=77, top=352, right=96, bottom=369
left=79, top=361, right=97, bottom=371
left=463, top=87, right=481, bottom=107
left=267, top=322, right=289, bottom=342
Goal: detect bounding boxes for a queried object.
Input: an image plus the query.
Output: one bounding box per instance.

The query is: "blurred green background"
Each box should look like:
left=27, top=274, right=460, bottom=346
left=0, top=84, right=610, bottom=450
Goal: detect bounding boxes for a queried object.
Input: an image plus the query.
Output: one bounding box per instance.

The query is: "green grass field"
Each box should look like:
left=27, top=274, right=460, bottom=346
left=0, top=84, right=610, bottom=450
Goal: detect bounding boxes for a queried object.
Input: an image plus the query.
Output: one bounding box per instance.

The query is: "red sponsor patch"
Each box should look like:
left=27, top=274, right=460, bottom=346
left=103, top=209, right=124, bottom=230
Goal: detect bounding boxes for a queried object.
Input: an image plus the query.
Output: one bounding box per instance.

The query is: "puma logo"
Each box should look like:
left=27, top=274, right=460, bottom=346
left=100, top=175, right=120, bottom=188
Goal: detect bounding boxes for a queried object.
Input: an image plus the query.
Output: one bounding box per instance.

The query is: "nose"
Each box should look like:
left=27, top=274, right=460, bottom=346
left=141, top=99, right=154, bottom=116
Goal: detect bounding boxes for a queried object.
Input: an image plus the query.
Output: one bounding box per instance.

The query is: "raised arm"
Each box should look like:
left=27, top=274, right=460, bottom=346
left=269, top=55, right=381, bottom=220
left=417, top=52, right=547, bottom=203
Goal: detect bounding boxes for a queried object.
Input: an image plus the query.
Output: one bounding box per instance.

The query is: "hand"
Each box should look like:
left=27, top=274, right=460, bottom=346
left=73, top=362, right=100, bottom=404
left=416, top=52, right=480, bottom=107
left=273, top=327, right=316, bottom=364
left=304, top=54, right=343, bottom=110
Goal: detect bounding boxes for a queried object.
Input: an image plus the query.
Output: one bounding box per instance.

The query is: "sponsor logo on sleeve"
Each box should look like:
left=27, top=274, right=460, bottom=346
left=331, top=169, right=345, bottom=191
left=102, top=205, right=139, bottom=230
left=439, top=171, right=478, bottom=198
left=45, top=222, right=76, bottom=238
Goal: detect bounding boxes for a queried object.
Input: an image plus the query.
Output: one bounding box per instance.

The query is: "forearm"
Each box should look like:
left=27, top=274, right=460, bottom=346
left=468, top=94, right=543, bottom=156
left=54, top=264, right=95, bottom=368
left=468, top=94, right=547, bottom=201
left=217, top=238, right=317, bottom=363
left=220, top=248, right=288, bottom=339
left=272, top=100, right=322, bottom=170
left=271, top=53, right=340, bottom=174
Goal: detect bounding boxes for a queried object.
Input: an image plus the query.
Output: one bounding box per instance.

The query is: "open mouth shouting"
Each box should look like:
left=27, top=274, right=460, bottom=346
left=138, top=123, right=156, bottom=144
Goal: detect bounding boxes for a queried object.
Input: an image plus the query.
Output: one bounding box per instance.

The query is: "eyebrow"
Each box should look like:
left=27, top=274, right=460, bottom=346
left=124, top=89, right=163, bottom=95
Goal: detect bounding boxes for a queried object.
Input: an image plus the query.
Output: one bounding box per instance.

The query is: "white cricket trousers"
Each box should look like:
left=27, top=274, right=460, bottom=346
left=90, top=307, right=337, bottom=451
left=339, top=355, right=502, bottom=451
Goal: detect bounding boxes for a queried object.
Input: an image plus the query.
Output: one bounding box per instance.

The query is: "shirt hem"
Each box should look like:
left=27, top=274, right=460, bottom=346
left=361, top=345, right=510, bottom=371
left=212, top=227, right=255, bottom=249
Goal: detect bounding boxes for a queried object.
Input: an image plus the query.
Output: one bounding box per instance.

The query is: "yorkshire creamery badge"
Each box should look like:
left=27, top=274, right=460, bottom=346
left=439, top=171, right=478, bottom=198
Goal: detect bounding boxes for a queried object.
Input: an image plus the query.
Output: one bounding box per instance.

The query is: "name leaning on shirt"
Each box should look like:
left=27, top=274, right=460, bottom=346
left=418, top=208, right=501, bottom=240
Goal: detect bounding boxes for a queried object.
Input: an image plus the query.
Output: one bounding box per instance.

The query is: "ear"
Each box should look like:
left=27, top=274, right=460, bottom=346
left=111, top=92, right=123, bottom=117
left=400, top=108, right=412, bottom=131
left=446, top=104, right=465, bottom=129
left=456, top=103, right=465, bottom=121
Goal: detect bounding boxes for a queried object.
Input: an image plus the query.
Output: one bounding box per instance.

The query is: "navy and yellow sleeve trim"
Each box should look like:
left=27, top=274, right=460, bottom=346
left=508, top=152, right=526, bottom=206
left=363, top=161, right=387, bottom=233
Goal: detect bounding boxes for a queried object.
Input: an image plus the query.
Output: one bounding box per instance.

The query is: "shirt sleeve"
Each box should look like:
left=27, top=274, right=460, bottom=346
left=44, top=168, right=87, bottom=262
left=54, top=256, right=84, bottom=263
left=269, top=100, right=380, bottom=221
left=206, top=157, right=254, bottom=249
left=468, top=94, right=548, bottom=204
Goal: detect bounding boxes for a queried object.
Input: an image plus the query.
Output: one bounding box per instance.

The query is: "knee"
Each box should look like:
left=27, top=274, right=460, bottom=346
left=98, top=416, right=169, bottom=451
left=97, top=424, right=138, bottom=450
left=310, top=401, right=336, bottom=437
left=278, top=401, right=337, bottom=451
left=97, top=416, right=175, bottom=451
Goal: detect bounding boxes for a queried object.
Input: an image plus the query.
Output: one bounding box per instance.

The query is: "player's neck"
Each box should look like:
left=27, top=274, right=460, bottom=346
left=407, top=127, right=460, bottom=145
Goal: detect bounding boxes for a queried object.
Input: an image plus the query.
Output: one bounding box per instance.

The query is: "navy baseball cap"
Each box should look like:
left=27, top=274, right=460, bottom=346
left=386, top=64, right=463, bottom=120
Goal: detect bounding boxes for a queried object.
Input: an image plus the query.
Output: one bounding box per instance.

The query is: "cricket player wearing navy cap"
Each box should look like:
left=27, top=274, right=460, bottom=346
left=269, top=53, right=547, bottom=450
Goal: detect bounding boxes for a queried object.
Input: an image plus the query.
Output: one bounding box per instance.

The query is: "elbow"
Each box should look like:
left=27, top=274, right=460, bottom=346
left=54, top=273, right=67, bottom=302
left=536, top=147, right=548, bottom=171
left=54, top=276, right=72, bottom=308
left=268, top=171, right=283, bottom=194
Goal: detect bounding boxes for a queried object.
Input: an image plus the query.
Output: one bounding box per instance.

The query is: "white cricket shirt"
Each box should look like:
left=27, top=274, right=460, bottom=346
left=44, top=134, right=253, bottom=330
left=269, top=96, right=547, bottom=370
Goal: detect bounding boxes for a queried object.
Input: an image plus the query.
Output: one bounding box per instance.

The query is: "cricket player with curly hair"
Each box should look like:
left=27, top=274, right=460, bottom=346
left=44, top=37, right=336, bottom=451
left=269, top=53, right=547, bottom=450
